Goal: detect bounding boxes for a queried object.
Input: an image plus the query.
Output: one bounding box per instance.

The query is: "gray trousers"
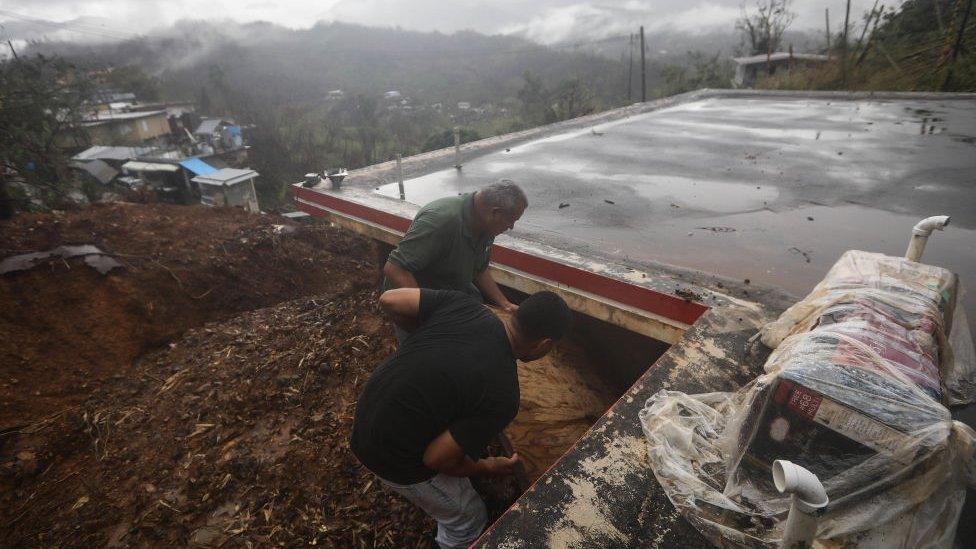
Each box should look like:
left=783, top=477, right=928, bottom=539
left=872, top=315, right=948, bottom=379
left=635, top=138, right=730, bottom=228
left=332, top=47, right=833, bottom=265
left=380, top=473, right=488, bottom=549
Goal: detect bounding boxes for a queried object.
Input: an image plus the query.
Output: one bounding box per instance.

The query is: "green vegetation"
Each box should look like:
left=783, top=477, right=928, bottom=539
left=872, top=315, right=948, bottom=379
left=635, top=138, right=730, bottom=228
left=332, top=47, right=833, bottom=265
left=422, top=128, right=481, bottom=153
left=7, top=4, right=968, bottom=216
left=655, top=52, right=735, bottom=96
left=0, top=52, right=93, bottom=218
left=101, top=65, right=160, bottom=101
left=757, top=0, right=975, bottom=91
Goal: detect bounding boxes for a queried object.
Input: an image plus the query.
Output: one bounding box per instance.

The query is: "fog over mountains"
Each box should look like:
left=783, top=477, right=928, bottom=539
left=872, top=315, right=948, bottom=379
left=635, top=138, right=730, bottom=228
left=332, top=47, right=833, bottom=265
left=3, top=0, right=885, bottom=49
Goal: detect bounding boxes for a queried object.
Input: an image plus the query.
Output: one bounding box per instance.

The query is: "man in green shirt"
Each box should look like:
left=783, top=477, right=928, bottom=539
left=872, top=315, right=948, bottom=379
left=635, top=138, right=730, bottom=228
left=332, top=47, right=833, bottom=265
left=383, top=181, right=527, bottom=337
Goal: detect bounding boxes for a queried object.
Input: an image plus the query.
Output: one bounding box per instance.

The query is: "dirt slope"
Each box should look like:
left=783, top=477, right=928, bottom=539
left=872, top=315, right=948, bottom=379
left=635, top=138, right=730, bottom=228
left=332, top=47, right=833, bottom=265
left=1, top=290, right=443, bottom=547
left=0, top=204, right=522, bottom=547
left=0, top=203, right=374, bottom=428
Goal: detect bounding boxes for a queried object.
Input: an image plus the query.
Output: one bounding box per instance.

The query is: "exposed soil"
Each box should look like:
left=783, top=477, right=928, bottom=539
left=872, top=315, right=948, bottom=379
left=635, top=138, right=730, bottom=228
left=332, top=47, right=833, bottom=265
left=0, top=202, right=619, bottom=547
left=0, top=203, right=375, bottom=429
left=0, top=203, right=525, bottom=547
left=0, top=289, right=444, bottom=547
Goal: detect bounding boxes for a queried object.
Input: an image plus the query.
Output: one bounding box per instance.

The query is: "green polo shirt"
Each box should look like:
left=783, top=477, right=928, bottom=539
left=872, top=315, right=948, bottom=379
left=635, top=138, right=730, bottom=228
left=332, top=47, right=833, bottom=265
left=385, top=193, right=493, bottom=292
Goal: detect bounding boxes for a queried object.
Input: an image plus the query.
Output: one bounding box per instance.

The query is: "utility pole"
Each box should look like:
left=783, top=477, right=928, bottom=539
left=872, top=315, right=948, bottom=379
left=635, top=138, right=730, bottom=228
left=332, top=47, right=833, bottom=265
left=766, top=0, right=773, bottom=75
left=627, top=33, right=634, bottom=101
left=640, top=26, right=646, bottom=103
left=841, top=0, right=851, bottom=87
left=855, top=0, right=880, bottom=52
left=6, top=40, right=19, bottom=61
left=942, top=0, right=974, bottom=90
left=396, top=153, right=405, bottom=200
left=453, top=126, right=462, bottom=170
left=855, top=6, right=884, bottom=67
left=825, top=8, right=831, bottom=58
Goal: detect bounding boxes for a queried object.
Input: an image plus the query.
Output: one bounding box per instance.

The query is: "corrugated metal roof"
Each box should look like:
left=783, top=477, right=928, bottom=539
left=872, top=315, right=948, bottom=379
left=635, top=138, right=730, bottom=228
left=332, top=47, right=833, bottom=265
left=733, top=52, right=829, bottom=65
left=82, top=110, right=168, bottom=125
left=70, top=159, right=118, bottom=184
left=192, top=168, right=258, bottom=186
left=179, top=158, right=218, bottom=176
left=194, top=119, right=224, bottom=135
left=72, top=145, right=155, bottom=162
left=122, top=161, right=180, bottom=173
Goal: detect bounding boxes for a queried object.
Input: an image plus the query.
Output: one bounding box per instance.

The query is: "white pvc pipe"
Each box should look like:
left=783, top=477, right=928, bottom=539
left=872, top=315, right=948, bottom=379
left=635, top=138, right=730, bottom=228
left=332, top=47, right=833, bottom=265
left=905, top=215, right=951, bottom=262
left=772, top=460, right=828, bottom=549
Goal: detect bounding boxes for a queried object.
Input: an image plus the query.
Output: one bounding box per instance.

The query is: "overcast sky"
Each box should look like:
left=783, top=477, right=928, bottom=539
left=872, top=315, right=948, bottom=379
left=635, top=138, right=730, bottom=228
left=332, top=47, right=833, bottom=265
left=1, top=0, right=897, bottom=44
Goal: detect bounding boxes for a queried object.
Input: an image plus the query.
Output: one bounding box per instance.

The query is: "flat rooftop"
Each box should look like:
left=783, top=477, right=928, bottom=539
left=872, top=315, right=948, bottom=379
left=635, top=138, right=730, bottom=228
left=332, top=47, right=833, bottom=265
left=294, top=89, right=976, bottom=546
left=375, top=92, right=976, bottom=331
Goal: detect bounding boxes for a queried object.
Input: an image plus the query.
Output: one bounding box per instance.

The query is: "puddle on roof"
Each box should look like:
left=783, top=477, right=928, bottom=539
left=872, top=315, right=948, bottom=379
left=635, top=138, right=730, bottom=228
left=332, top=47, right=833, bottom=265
left=370, top=96, right=976, bottom=335
left=379, top=168, right=779, bottom=214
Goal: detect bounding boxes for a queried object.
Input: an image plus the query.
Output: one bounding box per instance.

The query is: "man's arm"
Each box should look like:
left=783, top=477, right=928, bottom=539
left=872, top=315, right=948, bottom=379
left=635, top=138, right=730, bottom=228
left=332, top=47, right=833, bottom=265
left=383, top=260, right=419, bottom=289
left=378, top=288, right=421, bottom=331
left=423, top=429, right=520, bottom=477
left=474, top=269, right=517, bottom=313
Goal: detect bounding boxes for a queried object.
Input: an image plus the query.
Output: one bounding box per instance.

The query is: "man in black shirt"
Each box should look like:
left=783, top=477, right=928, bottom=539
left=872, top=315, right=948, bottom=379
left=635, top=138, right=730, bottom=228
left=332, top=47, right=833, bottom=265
left=351, top=288, right=573, bottom=548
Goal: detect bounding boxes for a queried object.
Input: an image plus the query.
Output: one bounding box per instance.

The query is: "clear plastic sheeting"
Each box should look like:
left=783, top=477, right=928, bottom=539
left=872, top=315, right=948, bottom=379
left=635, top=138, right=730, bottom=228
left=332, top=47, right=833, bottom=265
left=760, top=250, right=975, bottom=405
left=640, top=251, right=976, bottom=548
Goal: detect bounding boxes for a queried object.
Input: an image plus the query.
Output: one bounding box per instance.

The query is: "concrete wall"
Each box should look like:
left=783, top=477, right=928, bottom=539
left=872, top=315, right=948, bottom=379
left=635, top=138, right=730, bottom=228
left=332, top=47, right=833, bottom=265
left=87, top=113, right=171, bottom=145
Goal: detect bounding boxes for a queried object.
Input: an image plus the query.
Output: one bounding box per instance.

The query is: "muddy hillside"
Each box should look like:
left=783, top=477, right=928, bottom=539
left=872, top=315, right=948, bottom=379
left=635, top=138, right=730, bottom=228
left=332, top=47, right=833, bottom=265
left=0, top=203, right=374, bottom=428
left=1, top=204, right=529, bottom=547
left=1, top=203, right=624, bottom=546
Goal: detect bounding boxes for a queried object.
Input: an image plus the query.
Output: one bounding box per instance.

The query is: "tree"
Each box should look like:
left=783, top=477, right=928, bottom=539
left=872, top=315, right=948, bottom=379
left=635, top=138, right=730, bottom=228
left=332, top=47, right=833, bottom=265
left=199, top=87, right=212, bottom=113
left=517, top=71, right=555, bottom=126
left=551, top=78, right=594, bottom=121
left=0, top=51, right=93, bottom=218
left=421, top=127, right=481, bottom=153
left=736, top=0, right=797, bottom=56
left=104, top=65, right=160, bottom=101
left=350, top=94, right=381, bottom=166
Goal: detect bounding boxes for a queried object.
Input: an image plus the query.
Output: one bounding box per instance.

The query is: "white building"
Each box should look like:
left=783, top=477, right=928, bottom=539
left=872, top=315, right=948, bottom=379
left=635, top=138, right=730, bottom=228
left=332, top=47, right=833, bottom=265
left=192, top=168, right=260, bottom=213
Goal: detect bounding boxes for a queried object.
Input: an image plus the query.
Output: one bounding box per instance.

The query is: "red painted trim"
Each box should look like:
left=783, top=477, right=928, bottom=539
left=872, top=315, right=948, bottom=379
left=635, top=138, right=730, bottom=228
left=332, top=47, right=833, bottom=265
left=489, top=246, right=706, bottom=325
left=295, top=186, right=411, bottom=233
left=294, top=186, right=708, bottom=324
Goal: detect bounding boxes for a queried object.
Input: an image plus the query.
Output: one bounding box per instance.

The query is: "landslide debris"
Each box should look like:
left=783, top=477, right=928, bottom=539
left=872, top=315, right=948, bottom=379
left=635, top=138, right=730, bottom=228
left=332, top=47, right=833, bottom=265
left=0, top=202, right=375, bottom=428
left=1, top=289, right=444, bottom=547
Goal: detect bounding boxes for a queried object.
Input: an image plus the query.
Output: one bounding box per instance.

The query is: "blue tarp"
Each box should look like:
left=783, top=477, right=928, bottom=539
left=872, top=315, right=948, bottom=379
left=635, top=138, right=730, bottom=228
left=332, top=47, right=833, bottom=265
left=179, top=158, right=218, bottom=176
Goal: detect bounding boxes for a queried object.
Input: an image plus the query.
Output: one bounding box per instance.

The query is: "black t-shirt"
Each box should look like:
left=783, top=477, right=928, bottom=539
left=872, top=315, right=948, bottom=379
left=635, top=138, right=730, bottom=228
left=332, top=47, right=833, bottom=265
left=350, top=289, right=519, bottom=485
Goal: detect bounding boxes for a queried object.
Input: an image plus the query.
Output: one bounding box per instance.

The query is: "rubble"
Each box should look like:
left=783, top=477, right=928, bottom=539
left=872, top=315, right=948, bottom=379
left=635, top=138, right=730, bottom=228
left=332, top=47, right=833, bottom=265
left=0, top=203, right=375, bottom=428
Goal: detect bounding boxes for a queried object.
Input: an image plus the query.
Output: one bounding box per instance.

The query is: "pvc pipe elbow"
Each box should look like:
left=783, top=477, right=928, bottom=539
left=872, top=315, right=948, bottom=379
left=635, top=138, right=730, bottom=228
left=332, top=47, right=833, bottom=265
left=772, top=460, right=828, bottom=514
left=912, top=215, right=951, bottom=236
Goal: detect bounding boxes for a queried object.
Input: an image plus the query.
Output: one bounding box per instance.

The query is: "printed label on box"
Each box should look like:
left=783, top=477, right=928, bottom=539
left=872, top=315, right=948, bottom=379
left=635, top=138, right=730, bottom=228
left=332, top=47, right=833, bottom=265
left=811, top=397, right=912, bottom=456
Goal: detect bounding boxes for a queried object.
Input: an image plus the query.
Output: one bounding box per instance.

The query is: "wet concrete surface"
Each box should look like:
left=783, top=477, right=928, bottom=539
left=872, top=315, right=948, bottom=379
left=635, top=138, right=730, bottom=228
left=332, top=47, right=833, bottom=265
left=377, top=96, right=976, bottom=334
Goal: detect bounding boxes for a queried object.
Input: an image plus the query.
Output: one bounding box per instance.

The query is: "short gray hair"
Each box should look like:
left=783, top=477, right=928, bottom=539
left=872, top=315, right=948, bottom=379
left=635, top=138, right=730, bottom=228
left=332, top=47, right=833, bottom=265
left=479, top=179, right=528, bottom=214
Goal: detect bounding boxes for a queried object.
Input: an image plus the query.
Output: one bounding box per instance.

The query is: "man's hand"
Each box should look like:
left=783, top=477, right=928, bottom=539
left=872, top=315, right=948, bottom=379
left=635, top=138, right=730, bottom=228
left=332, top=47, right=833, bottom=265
left=482, top=453, right=521, bottom=476
left=475, top=270, right=518, bottom=313
left=423, top=430, right=521, bottom=477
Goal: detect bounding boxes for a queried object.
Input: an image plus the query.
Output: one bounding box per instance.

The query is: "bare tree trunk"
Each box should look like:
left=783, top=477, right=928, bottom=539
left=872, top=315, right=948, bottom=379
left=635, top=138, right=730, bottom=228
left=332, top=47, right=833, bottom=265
left=942, top=0, right=975, bottom=90
left=825, top=8, right=832, bottom=57
left=842, top=0, right=852, bottom=86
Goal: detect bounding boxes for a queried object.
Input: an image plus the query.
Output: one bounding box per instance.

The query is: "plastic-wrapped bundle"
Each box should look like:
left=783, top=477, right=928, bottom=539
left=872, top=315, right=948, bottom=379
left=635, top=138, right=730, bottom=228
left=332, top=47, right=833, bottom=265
left=640, top=251, right=976, bottom=547
left=760, top=251, right=973, bottom=404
